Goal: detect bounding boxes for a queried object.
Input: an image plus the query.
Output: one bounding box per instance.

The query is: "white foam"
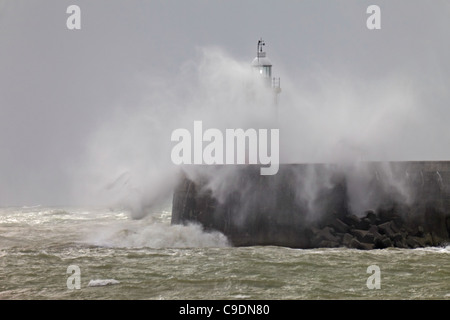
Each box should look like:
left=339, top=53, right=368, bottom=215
left=413, top=245, right=450, bottom=253
left=84, top=218, right=230, bottom=249
left=88, top=279, right=120, bottom=287
left=21, top=205, right=41, bottom=209
left=232, top=294, right=251, bottom=299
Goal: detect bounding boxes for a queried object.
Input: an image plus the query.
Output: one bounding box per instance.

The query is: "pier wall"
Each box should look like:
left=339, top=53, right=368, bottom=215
left=171, top=162, right=450, bottom=248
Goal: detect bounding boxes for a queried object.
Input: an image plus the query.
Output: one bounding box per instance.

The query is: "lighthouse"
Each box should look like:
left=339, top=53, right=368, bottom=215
left=251, top=38, right=282, bottom=113
left=251, top=38, right=272, bottom=81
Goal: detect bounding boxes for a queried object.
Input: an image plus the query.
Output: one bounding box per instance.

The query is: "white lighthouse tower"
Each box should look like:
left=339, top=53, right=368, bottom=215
left=251, top=38, right=272, bottom=83
left=251, top=38, right=282, bottom=111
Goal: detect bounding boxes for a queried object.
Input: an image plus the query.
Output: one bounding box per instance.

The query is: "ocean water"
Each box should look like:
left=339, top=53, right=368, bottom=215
left=0, top=206, right=448, bottom=300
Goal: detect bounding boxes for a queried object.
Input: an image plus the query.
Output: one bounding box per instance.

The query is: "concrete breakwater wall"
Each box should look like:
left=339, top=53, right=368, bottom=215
left=171, top=162, right=450, bottom=249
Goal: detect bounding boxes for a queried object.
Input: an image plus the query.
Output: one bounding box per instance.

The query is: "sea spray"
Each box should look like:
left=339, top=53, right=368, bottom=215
left=84, top=216, right=229, bottom=248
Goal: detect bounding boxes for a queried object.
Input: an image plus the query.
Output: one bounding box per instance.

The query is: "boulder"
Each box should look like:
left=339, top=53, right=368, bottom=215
left=368, top=225, right=382, bottom=238
left=307, top=227, right=321, bottom=246
left=365, top=210, right=378, bottom=224
left=351, top=229, right=368, bottom=242
left=349, top=238, right=362, bottom=249
left=382, top=237, right=393, bottom=248
left=342, top=214, right=361, bottom=228
left=361, top=232, right=375, bottom=244
left=359, top=242, right=375, bottom=250
left=391, top=232, right=408, bottom=248
left=394, top=238, right=408, bottom=248
left=392, top=233, right=403, bottom=241
left=374, top=236, right=392, bottom=249
left=430, top=232, right=445, bottom=246
left=342, top=233, right=354, bottom=247
left=377, top=209, right=398, bottom=224
left=405, top=237, right=418, bottom=248
left=330, top=218, right=350, bottom=234
left=416, top=226, right=425, bottom=237
left=390, top=220, right=401, bottom=233
left=348, top=238, right=373, bottom=250
left=405, top=236, right=420, bottom=249
left=378, top=222, right=396, bottom=239
left=319, top=240, right=340, bottom=248
left=315, top=226, right=339, bottom=243
left=357, top=218, right=372, bottom=230
left=415, top=236, right=428, bottom=247
left=406, top=236, right=424, bottom=248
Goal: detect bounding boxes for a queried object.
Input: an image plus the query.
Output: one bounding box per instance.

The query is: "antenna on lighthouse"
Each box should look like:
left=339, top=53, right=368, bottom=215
left=257, top=38, right=265, bottom=63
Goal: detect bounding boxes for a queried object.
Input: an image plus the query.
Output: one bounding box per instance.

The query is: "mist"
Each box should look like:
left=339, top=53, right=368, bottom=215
left=0, top=1, right=449, bottom=217
left=78, top=45, right=434, bottom=220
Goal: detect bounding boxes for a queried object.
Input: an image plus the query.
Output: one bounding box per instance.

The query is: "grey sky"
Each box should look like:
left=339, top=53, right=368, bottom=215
left=0, top=0, right=449, bottom=206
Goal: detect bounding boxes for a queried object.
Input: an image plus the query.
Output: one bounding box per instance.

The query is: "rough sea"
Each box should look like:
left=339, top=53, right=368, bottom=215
left=0, top=206, right=448, bottom=300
